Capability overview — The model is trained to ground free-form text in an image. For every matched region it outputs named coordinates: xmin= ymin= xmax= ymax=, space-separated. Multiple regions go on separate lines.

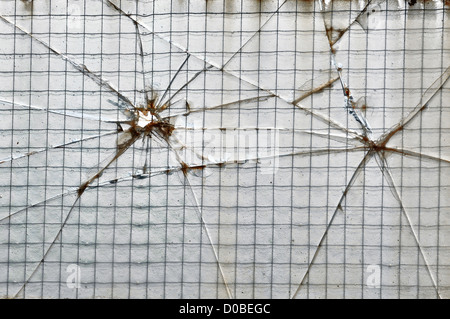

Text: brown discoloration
xmin=125 ymin=126 xmax=141 ymax=139
xmin=344 ymin=87 xmax=351 ymax=98
xmin=129 ymin=95 xmax=176 ymax=142
xmin=77 ymin=123 xmax=143 ymax=197
xmin=378 ymin=123 xmax=405 ymax=148
xmin=371 ymin=143 xmax=387 ymax=153
xmin=180 ymin=162 xmax=189 ymax=176
xmin=144 ymin=121 xmax=175 ymax=140
xmin=134 ymin=95 xmax=165 ymax=117
xmin=361 ymin=135 xmax=371 ymax=145
xmin=180 ymin=162 xmax=206 ymax=177
xmin=146 ymin=96 xmax=169 ymax=115
xmin=326 ymin=27 xmax=347 ymax=48
xmin=293 ymin=76 xmax=340 ymax=105
xmin=351 ymin=100 xmax=367 ymax=112
xmin=21 ymin=0 xmax=33 ymax=12
xmin=77 ymin=181 xmax=90 ymax=197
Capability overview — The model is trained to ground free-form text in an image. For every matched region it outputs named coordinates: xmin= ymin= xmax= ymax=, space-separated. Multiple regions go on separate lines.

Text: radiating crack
xmin=0 ymin=15 xmax=136 ymax=112
xmin=384 ymin=147 xmax=450 ymax=165
xmin=373 ymin=151 xmax=442 ymax=299
xmin=293 ymin=75 xmax=340 ymax=105
xmin=378 ymin=65 xmax=450 ymax=148
xmin=0 ymin=98 xmax=121 ymax=124
xmin=290 ymin=0 xmax=450 ymax=298
xmin=0 ymin=130 xmax=118 ymax=165
xmin=104 ymin=0 xmax=362 ymax=142
xmin=291 ymin=149 xmax=374 ymax=299
xmin=320 ymin=0 xmax=376 ymax=48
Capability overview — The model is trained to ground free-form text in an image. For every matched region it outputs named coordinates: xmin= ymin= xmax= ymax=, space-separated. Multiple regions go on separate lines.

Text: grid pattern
xmin=0 ymin=0 xmax=449 ymax=299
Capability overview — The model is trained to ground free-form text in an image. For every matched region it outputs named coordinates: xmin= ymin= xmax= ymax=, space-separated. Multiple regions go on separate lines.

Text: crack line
xmin=0 ymin=15 xmax=137 ymax=113
xmin=0 ymin=130 xmax=118 ymax=165
xmin=0 ymin=98 xmax=123 ymax=124
xmin=12 ymin=130 xmax=141 ymax=298
xmin=384 ymin=147 xmax=450 ymax=165
xmin=373 ymin=151 xmax=442 ymax=299
xmin=291 ymin=149 xmax=374 ymax=299
xmin=377 ymin=65 xmax=450 ymax=147
xmin=104 ymin=0 xmax=362 ymax=143
xmin=221 ymin=0 xmax=289 ymax=69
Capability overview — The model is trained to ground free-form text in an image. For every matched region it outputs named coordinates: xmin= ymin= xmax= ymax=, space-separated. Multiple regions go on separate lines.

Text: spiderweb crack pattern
xmin=0 ymin=0 xmax=448 ymax=299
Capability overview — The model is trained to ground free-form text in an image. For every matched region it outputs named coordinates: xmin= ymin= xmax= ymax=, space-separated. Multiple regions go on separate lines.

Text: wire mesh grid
xmin=0 ymin=0 xmax=449 ymax=299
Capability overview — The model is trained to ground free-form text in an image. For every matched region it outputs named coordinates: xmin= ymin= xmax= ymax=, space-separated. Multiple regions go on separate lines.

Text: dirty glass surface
xmin=0 ymin=0 xmax=449 ymax=299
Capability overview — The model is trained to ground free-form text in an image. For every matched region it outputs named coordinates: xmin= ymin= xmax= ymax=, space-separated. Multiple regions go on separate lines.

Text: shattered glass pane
xmin=0 ymin=0 xmax=449 ymax=299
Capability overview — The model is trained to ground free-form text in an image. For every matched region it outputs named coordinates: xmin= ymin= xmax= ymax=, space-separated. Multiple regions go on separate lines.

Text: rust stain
xmin=77 ymin=180 xmax=90 ymax=197
xmin=146 ymin=121 xmax=175 ymax=140
xmin=75 ymin=91 xmax=176 ymax=196
xmin=180 ymin=162 xmax=206 ymax=177
xmin=326 ymin=27 xmax=347 ymax=48
xmin=129 ymin=95 xmax=176 ymax=141
xmin=293 ymin=76 xmax=340 ymax=105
